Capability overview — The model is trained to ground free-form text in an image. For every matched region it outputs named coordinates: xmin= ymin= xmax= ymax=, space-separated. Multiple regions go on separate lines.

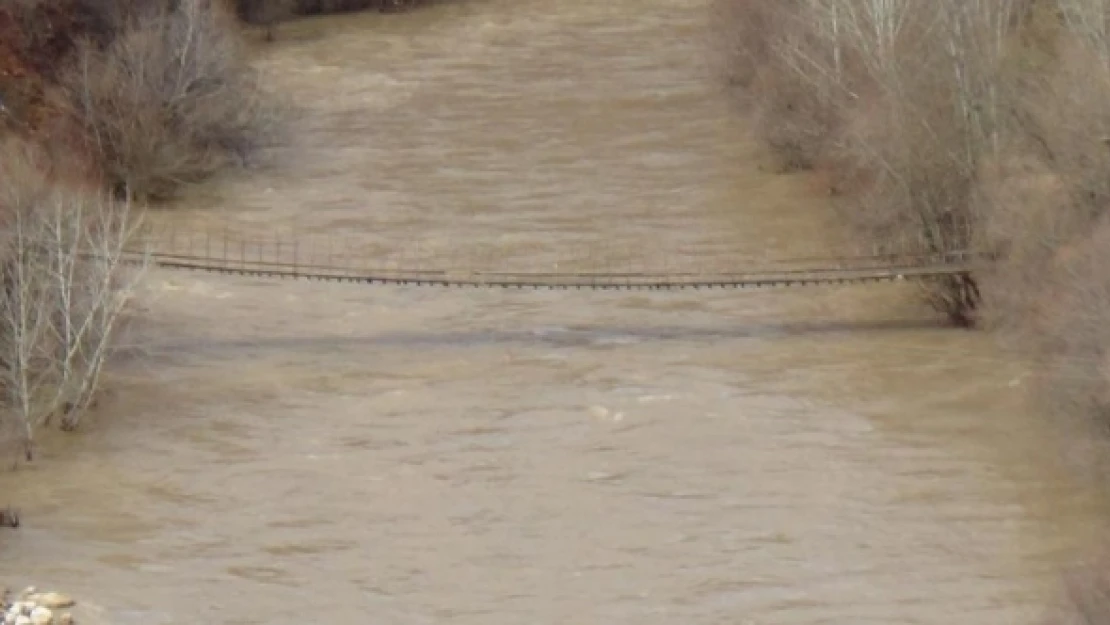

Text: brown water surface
xmin=2 ymin=1 xmax=1108 ymax=623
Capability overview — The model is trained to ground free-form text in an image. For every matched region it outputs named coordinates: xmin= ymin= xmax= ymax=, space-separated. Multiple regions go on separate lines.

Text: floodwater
xmin=2 ymin=1 xmax=1109 ymax=623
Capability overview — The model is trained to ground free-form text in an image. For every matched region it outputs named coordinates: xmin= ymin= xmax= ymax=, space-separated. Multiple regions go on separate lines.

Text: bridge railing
xmin=121 ymin=224 xmax=984 ymax=279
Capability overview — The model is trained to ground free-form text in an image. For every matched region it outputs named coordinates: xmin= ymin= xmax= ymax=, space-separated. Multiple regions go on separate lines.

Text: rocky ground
xmin=2 ymin=588 xmax=75 ymax=625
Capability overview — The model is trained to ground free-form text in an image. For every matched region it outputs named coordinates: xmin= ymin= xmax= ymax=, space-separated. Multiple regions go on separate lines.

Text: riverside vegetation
xmin=714 ymin=0 xmax=1110 ymax=619
xmin=2 ymin=0 xmax=1109 ymax=618
xmin=0 ymin=0 xmax=278 ymax=465
xmin=0 ymin=0 xmax=429 ymax=464
xmin=1 ymin=0 xmax=1104 ymax=510
xmin=0 ymin=4 xmax=426 ymax=616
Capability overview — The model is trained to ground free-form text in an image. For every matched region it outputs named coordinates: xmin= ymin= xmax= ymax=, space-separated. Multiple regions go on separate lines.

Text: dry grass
xmin=58 ymin=0 xmax=282 ymax=201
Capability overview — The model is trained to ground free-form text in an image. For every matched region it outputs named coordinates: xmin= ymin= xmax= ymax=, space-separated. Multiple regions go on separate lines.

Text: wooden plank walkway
xmin=122 ymin=249 xmax=975 ymax=291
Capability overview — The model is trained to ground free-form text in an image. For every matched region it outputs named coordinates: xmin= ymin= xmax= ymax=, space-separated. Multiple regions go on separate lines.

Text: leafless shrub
xmin=0 ymin=139 xmax=148 ymax=462
xmin=836 ymin=0 xmax=1030 ymax=323
xmin=59 ymin=0 xmax=282 ymax=201
xmin=977 ymin=0 xmax=1110 ymax=421
xmin=66 ymin=0 xmax=183 ymax=46
xmin=709 ymin=0 xmax=790 ymax=92
xmin=1027 ymin=224 xmax=1110 ymax=426
xmin=293 ymin=0 xmax=427 ymax=14
xmin=718 ymin=0 xmax=1029 ymax=323
xmin=713 ymin=0 xmax=855 ymax=170
xmin=230 ymin=0 xmax=429 ymax=39
xmin=233 ymin=0 xmax=294 ymax=40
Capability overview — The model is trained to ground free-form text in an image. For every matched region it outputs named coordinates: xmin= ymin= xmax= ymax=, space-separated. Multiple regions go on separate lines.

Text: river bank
xmin=4 ymin=2 xmax=1109 ymax=623
xmin=713 ymin=0 xmax=1110 ymax=439
xmin=0 ymin=0 xmax=446 ymax=464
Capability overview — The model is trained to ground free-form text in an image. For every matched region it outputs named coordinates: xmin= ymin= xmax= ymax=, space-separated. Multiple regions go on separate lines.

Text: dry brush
xmin=716 ymin=0 xmax=1032 ymax=324
xmin=978 ymin=0 xmax=1110 ymax=428
xmin=59 ymin=0 xmax=282 ymax=201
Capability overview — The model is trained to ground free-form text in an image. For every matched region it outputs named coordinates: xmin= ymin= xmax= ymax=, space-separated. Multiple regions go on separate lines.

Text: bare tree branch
xmin=0 ymin=139 xmax=149 ymax=459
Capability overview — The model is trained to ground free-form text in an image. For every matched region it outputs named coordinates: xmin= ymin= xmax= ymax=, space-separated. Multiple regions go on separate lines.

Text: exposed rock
xmin=28 ymin=606 xmax=51 ymax=625
xmin=26 ymin=595 xmax=72 ymax=610
xmin=2 ymin=587 xmax=75 ymax=625
xmin=7 ymin=601 xmax=31 ymax=615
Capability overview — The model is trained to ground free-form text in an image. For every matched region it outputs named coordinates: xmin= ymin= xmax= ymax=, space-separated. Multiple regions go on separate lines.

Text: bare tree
xmin=0 ymin=140 xmax=149 ymax=460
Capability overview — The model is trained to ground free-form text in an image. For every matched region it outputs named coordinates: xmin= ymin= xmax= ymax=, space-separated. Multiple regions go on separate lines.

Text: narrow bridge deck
xmin=125 ymin=250 xmax=974 ymax=290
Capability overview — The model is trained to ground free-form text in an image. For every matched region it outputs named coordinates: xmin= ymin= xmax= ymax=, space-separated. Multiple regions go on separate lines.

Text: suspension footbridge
xmin=118 ymin=228 xmax=980 ymax=292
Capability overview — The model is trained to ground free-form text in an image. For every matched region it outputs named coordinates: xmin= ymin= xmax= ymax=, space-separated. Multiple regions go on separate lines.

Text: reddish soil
xmin=0 ymin=0 xmax=91 ymax=133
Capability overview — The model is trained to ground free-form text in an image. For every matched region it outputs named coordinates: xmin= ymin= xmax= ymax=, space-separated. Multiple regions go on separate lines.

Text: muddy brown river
xmin=3 ymin=1 xmax=1110 ymax=623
